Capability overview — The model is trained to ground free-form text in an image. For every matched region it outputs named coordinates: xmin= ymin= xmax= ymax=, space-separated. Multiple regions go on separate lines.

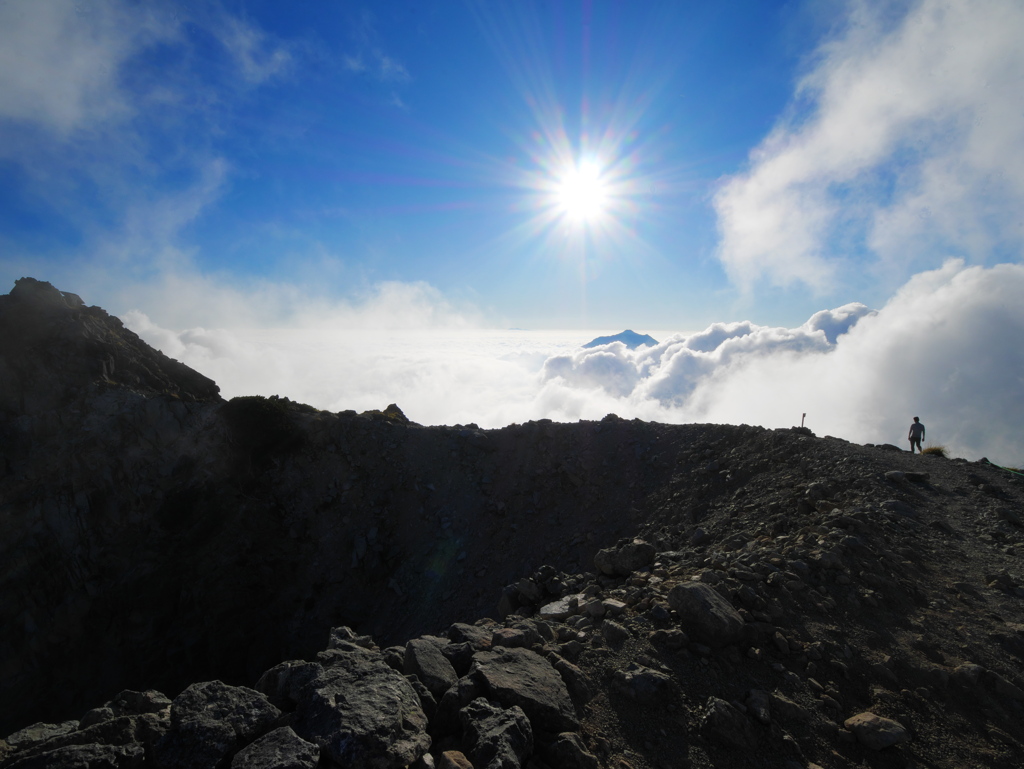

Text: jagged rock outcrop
xmin=0 ymin=277 xmax=219 ymax=416
xmin=3 ymin=279 xmax=1024 ymax=769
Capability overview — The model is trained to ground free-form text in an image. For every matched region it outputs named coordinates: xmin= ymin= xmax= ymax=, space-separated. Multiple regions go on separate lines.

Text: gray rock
xmin=539 ymin=731 xmax=599 ymax=769
xmin=255 ymin=661 xmax=324 ymax=711
xmin=8 ymin=714 xmax=168 ymax=765
xmin=448 ymin=623 xmax=495 ymax=650
xmin=230 ymin=727 xmax=319 ymax=769
xmin=952 ymin=663 xmax=985 ymax=688
xmin=515 ymin=578 xmax=542 ymax=603
xmin=460 ymin=698 xmax=533 ymax=769
xmin=594 ymin=540 xmax=655 ymax=576
xmin=406 ymin=676 xmax=438 ymax=722
xmin=437 ymin=750 xmax=473 ymax=769
xmin=492 ymin=627 xmax=532 ymax=649
xmin=471 ymin=647 xmax=579 ymax=733
xmin=770 ymin=693 xmax=811 ymax=724
xmin=440 ymin=642 xmax=475 ymax=677
xmin=153 ymin=681 xmax=280 ymax=769
xmin=293 ymin=651 xmax=429 ymax=768
xmin=666 ymin=582 xmax=744 ymax=647
xmin=5 ymin=722 xmax=79 ymax=750
xmin=550 ymin=657 xmax=593 ymax=707
xmin=77 ymin=709 xmax=116 ymax=730
xmin=600 ymin=620 xmax=630 ymax=648
xmin=843 ymin=712 xmax=910 ymax=750
xmin=611 ymin=664 xmax=673 ymax=705
xmin=745 ymin=689 xmax=771 ymax=725
xmin=79 ymin=689 xmax=173 ymax=729
xmin=4 ymin=743 xmax=144 ymax=769
xmin=881 ymin=499 xmax=916 ymax=517
xmin=984 ymin=670 xmax=1024 ymax=701
xmin=405 ymin=638 xmax=459 ymax=698
xmin=700 ymin=697 xmax=756 ymax=749
xmin=538 ymin=594 xmax=584 ymax=621
xmin=327 ymin=625 xmax=377 ymax=651
xmin=434 ymin=676 xmax=483 ymax=737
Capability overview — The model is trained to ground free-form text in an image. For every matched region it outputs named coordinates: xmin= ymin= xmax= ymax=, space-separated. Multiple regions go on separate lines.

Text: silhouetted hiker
xmin=908 ymin=416 xmax=925 ymax=453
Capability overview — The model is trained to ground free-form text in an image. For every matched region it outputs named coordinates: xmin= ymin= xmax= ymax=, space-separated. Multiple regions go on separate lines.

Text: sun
xmin=554 ymin=160 xmax=609 ymax=223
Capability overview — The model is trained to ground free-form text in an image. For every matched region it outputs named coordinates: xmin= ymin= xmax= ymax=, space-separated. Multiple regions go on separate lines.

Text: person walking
xmin=908 ymin=416 xmax=925 ymax=453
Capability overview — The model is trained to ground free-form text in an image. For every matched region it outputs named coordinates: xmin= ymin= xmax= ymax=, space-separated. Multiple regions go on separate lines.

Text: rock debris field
xmin=1 ymin=277 xmax=1023 ymax=769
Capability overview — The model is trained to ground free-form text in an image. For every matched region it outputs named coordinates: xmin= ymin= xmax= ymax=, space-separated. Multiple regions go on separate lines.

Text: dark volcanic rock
xmin=3 ymin=743 xmax=144 ymax=769
xmin=404 ymin=638 xmax=459 ymax=698
xmin=666 ymin=582 xmax=744 ymax=647
xmin=0 ymin=277 xmax=219 ymax=416
xmin=459 ymin=698 xmax=533 ymax=769
xmin=470 ymin=647 xmax=579 ymax=734
xmin=152 ymin=681 xmax=279 ymax=769
xmin=593 ymin=539 xmax=656 ymax=576
xmin=292 ymin=650 xmax=429 ymax=768
xmin=230 ymin=727 xmax=319 ymax=769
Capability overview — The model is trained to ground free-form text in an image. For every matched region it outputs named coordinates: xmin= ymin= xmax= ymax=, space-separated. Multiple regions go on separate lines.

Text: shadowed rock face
xmin=3 ymin=280 xmax=1024 ymax=769
xmin=0 ymin=278 xmax=219 ymax=416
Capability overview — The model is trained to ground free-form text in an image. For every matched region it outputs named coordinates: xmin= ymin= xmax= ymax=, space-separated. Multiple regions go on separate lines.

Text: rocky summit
xmin=1 ymin=278 xmax=1023 ymax=769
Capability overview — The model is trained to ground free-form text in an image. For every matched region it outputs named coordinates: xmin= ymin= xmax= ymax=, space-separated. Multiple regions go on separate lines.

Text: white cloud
xmin=0 ymin=1 xmax=170 ymax=135
xmin=119 ymin=261 xmax=1024 ymax=464
xmin=715 ymin=0 xmax=1024 ymax=293
xmin=0 ymin=2 xmax=289 ymax=138
xmin=683 ymin=260 xmax=1024 ymax=463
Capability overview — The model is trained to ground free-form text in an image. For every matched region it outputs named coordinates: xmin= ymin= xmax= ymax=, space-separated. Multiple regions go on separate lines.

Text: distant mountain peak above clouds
xmin=582 ymin=329 xmax=659 ymax=350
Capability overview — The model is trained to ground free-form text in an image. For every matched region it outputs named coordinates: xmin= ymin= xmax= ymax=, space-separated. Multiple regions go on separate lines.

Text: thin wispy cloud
xmin=715 ymin=0 xmax=1024 ymax=294
xmin=345 ymin=10 xmax=412 ymax=85
xmin=217 ymin=14 xmax=293 ymax=84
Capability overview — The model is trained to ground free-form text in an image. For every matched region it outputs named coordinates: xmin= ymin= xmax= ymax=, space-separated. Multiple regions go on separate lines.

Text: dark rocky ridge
xmin=2 ymin=279 xmax=1023 ymax=768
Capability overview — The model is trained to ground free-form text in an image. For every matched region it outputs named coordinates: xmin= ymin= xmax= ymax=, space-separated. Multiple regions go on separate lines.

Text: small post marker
xmin=801 ymin=413 xmax=806 ymax=428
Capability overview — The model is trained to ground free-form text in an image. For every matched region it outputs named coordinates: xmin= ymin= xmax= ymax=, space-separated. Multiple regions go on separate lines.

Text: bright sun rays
xmin=554 ymin=159 xmax=609 ymax=223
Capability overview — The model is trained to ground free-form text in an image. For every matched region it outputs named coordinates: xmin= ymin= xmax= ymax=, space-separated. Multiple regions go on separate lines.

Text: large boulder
xmin=255 ymin=661 xmax=324 ymax=711
xmin=152 ymin=681 xmax=280 ymax=769
xmin=593 ymin=540 xmax=655 ymax=576
xmin=844 ymin=712 xmax=910 ymax=750
xmin=470 ymin=647 xmax=578 ymax=734
xmin=230 ymin=726 xmax=319 ymax=769
xmin=667 ymin=582 xmax=744 ymax=647
xmin=700 ymin=697 xmax=757 ymax=749
xmin=405 ymin=638 xmax=459 ymax=698
xmin=292 ymin=651 xmax=429 ymax=768
xmin=460 ymin=698 xmax=533 ymax=769
xmin=611 ymin=664 xmax=673 ymax=705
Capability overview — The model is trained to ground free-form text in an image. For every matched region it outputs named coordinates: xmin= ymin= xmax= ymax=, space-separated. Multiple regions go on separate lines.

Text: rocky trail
xmin=1 ymin=278 xmax=1023 ymax=769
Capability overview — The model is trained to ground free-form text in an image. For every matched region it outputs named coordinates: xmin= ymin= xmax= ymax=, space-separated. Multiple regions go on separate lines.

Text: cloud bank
xmin=715 ymin=0 xmax=1024 ymax=293
xmin=125 ymin=260 xmax=1024 ymax=466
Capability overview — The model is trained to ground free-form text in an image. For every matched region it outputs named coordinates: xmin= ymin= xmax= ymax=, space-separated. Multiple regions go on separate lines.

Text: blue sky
xmin=1 ymin=0 xmax=849 ymax=329
xmin=4 ymin=1 xmax=1024 ymax=462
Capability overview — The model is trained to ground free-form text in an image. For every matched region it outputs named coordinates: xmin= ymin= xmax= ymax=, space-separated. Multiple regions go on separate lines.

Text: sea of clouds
xmin=125 ymin=258 xmax=1024 ymax=467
